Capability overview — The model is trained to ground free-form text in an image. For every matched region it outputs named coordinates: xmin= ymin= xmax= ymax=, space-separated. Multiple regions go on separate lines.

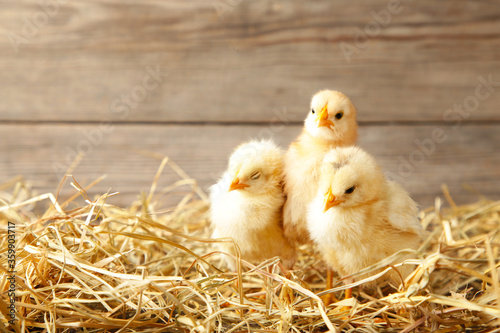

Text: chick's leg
xmin=323 ymin=268 xmax=338 ymax=306
xmin=338 ymin=286 xmax=353 ymax=315
xmin=345 ymin=287 xmax=352 ymax=300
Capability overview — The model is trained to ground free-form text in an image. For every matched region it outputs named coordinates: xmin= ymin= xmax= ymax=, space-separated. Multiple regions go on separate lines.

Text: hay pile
xmin=1 ymin=160 xmax=499 ymax=332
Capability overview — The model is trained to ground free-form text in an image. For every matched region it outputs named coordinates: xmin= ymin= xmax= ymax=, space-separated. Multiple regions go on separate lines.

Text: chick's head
xmin=226 ymin=139 xmax=284 ymax=196
xmin=318 ymin=147 xmax=386 ymax=211
xmin=304 ymin=90 xmax=358 ymax=143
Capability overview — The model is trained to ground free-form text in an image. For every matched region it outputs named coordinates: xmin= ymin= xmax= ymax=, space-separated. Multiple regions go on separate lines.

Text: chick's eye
xmin=345 ymin=186 xmax=355 ymax=194
xmin=311 ymin=108 xmax=315 ymax=114
xmin=335 ymin=111 xmax=344 ymax=120
xmin=250 ymin=171 xmax=261 ymax=180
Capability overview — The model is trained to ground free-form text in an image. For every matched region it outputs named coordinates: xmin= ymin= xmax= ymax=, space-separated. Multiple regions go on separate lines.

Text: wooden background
xmin=1 ymin=0 xmax=499 ymax=208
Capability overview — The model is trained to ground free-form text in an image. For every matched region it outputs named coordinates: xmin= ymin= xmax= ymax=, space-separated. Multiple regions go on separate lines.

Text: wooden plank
xmin=0 ymin=123 xmax=498 ymax=208
xmin=1 ymin=0 xmax=500 ymax=122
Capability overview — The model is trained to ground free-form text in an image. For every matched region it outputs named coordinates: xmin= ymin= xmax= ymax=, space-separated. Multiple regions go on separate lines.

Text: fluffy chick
xmin=283 ymin=90 xmax=358 ymax=245
xmin=210 ymin=139 xmax=296 ymax=270
xmin=307 ymin=147 xmax=426 ymax=284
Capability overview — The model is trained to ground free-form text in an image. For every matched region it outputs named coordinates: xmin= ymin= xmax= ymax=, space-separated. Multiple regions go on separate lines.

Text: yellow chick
xmin=283 ymin=90 xmax=358 ymax=245
xmin=307 ymin=147 xmax=425 ymax=297
xmin=210 ymin=139 xmax=296 ymax=270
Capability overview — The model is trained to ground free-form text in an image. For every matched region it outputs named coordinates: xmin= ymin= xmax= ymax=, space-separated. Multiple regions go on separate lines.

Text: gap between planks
xmin=1 ymin=120 xmax=500 ymax=127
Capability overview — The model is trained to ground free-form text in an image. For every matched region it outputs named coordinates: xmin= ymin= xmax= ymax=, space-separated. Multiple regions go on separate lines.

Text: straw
xmin=0 ymin=158 xmax=499 ymax=332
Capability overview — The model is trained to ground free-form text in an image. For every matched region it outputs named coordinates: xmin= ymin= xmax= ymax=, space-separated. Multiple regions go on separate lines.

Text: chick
xmin=210 ymin=139 xmax=296 ymax=271
xmin=307 ymin=147 xmax=425 ymax=298
xmin=283 ymin=90 xmax=358 ymax=245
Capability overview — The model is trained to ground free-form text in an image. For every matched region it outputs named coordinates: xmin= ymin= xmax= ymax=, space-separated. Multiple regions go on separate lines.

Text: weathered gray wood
xmin=1 ymin=1 xmax=499 ymax=212
xmin=1 ymin=123 xmax=498 ymax=208
xmin=1 ymin=0 xmax=499 ymax=122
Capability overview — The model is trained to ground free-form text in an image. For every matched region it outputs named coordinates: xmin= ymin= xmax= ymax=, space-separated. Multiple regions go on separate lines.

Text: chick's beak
xmin=316 ymin=104 xmax=334 ymax=128
xmin=323 ymin=188 xmax=342 ymax=212
xmin=229 ymin=177 xmax=250 ymax=192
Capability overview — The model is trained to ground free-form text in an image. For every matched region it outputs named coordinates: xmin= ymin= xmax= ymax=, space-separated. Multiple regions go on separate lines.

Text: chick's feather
xmin=307 ymin=147 xmax=425 ymax=282
xmin=210 ymin=139 xmax=296 ymax=270
xmin=283 ymin=90 xmax=358 ymax=245
xmin=387 ymin=181 xmax=427 ymax=240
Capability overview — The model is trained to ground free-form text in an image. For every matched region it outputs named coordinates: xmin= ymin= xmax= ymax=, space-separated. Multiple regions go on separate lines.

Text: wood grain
xmin=1 ymin=1 xmax=499 ymax=212
xmin=1 ymin=123 xmax=498 ymax=208
xmin=1 ymin=0 xmax=499 ymax=122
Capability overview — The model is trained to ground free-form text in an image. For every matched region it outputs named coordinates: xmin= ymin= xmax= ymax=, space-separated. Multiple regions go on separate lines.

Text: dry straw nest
xmin=1 ymin=158 xmax=499 ymax=332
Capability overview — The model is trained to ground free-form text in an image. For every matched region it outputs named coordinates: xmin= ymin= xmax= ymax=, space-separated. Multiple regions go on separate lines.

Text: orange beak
xmin=323 ymin=188 xmax=342 ymax=212
xmin=316 ymin=104 xmax=334 ymax=128
xmin=229 ymin=177 xmax=250 ymax=192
